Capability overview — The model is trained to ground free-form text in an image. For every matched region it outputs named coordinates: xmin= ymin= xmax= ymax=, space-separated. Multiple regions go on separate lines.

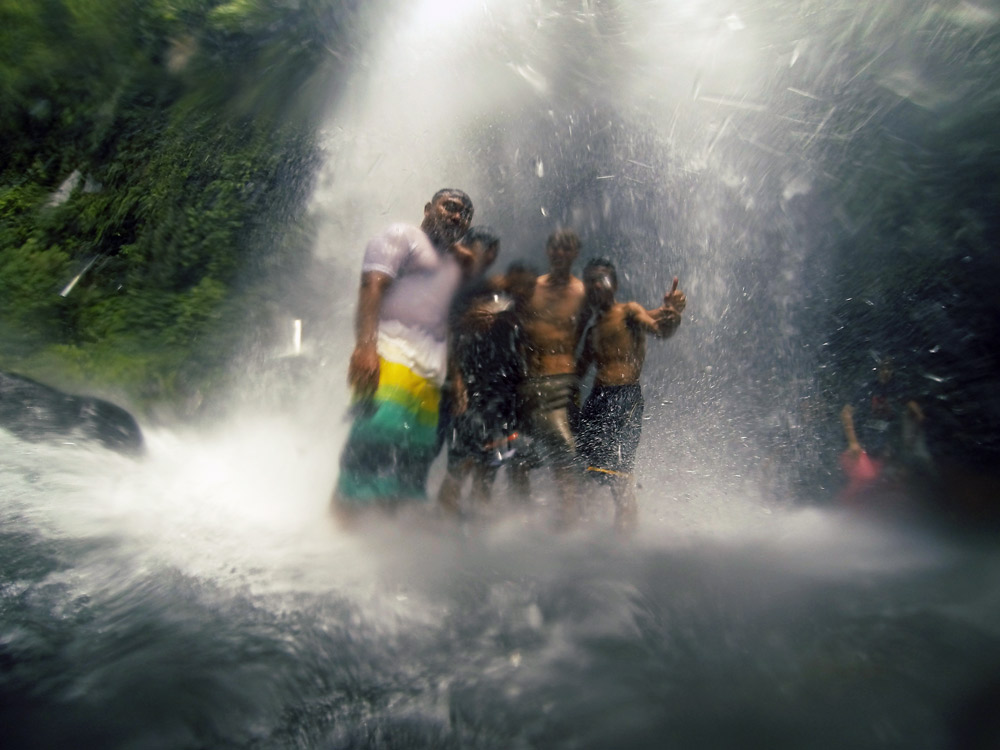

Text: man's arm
xmin=575 ymin=325 xmax=596 ymax=382
xmin=650 ymin=306 xmax=682 ymax=338
xmin=572 ymin=293 xmax=594 ymax=347
xmin=348 ymin=270 xmax=392 ymax=396
xmin=446 ymin=327 xmax=468 ymax=416
xmin=649 ymin=277 xmax=686 ymax=338
xmin=628 ymin=302 xmax=665 ymax=334
xmin=664 ymin=279 xmax=686 ymax=313
xmin=840 ymin=404 xmax=862 ymax=454
xmin=449 ymin=240 xmax=477 ymax=275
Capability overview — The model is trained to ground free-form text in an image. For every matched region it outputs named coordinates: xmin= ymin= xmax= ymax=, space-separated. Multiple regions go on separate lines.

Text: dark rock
xmin=0 ymin=371 xmax=144 ymax=455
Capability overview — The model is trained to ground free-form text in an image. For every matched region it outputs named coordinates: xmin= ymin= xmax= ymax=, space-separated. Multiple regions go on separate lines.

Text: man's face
xmin=424 ymin=193 xmax=473 ymax=247
xmin=475 ymin=240 xmax=499 ymax=276
xmin=507 ymin=270 xmax=537 ymax=304
xmin=877 ymin=362 xmax=893 ymax=384
xmin=584 ymin=267 xmax=616 ymax=309
xmin=458 ymin=239 xmax=497 ymax=277
xmin=546 ymin=240 xmax=578 ymax=274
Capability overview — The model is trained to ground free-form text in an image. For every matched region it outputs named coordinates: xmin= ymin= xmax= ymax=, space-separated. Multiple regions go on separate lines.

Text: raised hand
xmin=663 ymin=276 xmax=687 ymax=313
xmin=649 ymin=276 xmax=685 ymax=337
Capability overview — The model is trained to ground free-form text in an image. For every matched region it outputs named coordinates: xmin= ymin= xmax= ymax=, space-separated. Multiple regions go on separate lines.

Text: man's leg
xmin=509 ymin=462 xmax=532 ymax=504
xmin=437 ymin=470 xmax=464 ymax=517
xmin=330 ymin=490 xmax=357 ymax=529
xmin=611 ymin=476 xmax=638 ymax=537
xmin=553 ymin=462 xmax=579 ymax=530
xmin=330 ymin=492 xmax=387 ymax=530
xmin=611 ymin=386 xmax=644 ymax=534
xmin=528 ymin=406 xmax=579 ymax=530
xmin=438 ymin=432 xmax=472 ymax=517
xmin=470 ymin=462 xmax=498 ymax=507
xmin=551 ymin=405 xmax=580 ymax=529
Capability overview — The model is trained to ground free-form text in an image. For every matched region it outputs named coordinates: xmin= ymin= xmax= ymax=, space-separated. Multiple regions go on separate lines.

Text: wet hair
xmin=463 ymin=225 xmax=500 ymax=254
xmin=431 ymin=188 xmax=473 ymax=219
xmin=584 ymin=256 xmax=617 ymax=286
xmin=546 ymin=228 xmax=581 ymax=253
xmin=506 ymin=260 xmax=539 ymax=277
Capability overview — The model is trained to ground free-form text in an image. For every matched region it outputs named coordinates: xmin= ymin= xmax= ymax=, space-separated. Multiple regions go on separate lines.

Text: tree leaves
xmin=0 ymin=0 xmax=347 ymax=410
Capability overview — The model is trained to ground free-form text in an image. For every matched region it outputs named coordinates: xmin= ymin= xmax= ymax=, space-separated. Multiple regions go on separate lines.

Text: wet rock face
xmin=0 ymin=372 xmax=143 ymax=455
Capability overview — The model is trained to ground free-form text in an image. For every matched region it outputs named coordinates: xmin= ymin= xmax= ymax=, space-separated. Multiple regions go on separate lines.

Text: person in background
xmin=575 ymin=258 xmax=686 ymax=534
xmin=839 ymin=356 xmax=930 ymax=504
xmin=438 ymin=259 xmax=538 ymax=518
xmin=332 ymin=188 xmax=475 ymax=525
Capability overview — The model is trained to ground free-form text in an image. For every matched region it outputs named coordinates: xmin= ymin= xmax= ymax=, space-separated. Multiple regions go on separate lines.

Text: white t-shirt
xmin=361 ymin=223 xmax=462 ymax=383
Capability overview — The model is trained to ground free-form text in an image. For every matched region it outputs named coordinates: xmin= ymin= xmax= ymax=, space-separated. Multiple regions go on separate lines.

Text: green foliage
xmin=0 ymin=0 xmax=354 ymax=412
xmin=0 ymin=238 xmax=71 ymax=331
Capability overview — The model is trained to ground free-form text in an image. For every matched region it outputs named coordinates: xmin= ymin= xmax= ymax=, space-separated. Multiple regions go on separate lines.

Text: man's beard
xmin=427 ymin=223 xmax=462 ymax=248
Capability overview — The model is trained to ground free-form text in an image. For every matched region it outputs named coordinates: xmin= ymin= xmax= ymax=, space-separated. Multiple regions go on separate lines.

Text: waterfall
xmin=3 ymin=2 xmax=1000 ymax=748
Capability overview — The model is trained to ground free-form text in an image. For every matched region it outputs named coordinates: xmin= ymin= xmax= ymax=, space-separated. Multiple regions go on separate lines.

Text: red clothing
xmin=838 ymin=449 xmax=883 ymax=502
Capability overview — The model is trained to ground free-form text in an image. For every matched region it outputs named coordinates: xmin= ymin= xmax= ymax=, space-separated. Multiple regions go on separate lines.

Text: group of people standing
xmin=331 ymin=188 xmax=686 ymax=534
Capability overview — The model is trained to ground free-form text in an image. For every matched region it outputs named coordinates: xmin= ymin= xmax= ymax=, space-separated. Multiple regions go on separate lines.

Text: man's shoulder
xmin=597 ymin=302 xmax=633 ymax=326
xmin=364 ymin=223 xmax=434 ymax=270
xmin=378 ymin=222 xmax=428 ymax=246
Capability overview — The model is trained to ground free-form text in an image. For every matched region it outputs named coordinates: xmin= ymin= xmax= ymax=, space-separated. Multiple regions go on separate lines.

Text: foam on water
xmin=4 ymin=1 xmax=1000 ymax=745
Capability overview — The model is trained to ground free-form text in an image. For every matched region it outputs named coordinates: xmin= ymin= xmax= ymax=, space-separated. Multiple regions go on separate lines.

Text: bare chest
xmin=528 ymin=285 xmax=583 ymax=330
xmin=593 ymin=309 xmax=642 ymax=358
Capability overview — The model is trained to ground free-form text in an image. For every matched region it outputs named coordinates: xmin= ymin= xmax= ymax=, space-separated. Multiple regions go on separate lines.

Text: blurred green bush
xmin=0 ymin=0 xmax=356 ymax=414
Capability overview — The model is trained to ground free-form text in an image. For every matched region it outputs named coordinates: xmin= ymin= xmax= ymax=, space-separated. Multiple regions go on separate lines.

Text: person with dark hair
xmin=456 ymin=225 xmax=501 ymax=278
xmin=436 ymin=226 xmax=502 ymax=455
xmin=332 ymin=188 xmax=475 ymax=524
xmin=509 ymin=228 xmax=589 ymax=528
xmin=438 ymin=259 xmax=539 ymax=517
xmin=839 ymin=356 xmax=930 ymax=504
xmin=575 ymin=258 xmax=686 ymax=534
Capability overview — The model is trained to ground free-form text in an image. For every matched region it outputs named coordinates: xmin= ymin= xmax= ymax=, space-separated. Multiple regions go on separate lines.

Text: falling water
xmin=4 ymin=1 xmax=1000 ymax=748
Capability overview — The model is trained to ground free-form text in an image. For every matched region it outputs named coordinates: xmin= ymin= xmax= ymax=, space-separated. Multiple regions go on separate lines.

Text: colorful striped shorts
xmin=335 ymin=358 xmax=441 ymax=507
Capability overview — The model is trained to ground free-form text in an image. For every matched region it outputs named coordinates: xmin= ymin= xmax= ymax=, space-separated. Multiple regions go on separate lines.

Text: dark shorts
xmin=578 ymin=384 xmax=644 ymax=480
xmin=446 ymin=405 xmax=520 ymax=471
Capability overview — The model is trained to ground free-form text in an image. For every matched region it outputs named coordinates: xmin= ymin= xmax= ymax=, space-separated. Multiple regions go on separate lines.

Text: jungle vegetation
xmin=0 ymin=0 xmax=359 ymax=414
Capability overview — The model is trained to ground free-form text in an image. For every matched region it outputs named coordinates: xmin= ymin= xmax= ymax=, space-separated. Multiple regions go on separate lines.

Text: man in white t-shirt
xmin=333 ymin=189 xmax=475 ymax=522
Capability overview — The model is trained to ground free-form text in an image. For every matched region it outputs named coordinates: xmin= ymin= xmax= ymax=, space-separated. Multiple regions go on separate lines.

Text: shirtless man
xmin=510 ymin=228 xmax=589 ymax=527
xmin=575 ymin=257 xmax=686 ymax=534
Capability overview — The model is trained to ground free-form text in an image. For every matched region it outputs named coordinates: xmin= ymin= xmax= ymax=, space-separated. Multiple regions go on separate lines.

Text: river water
xmin=3 ymin=421 xmax=1000 ymax=749
xmin=4 ymin=1 xmax=1000 ymax=748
